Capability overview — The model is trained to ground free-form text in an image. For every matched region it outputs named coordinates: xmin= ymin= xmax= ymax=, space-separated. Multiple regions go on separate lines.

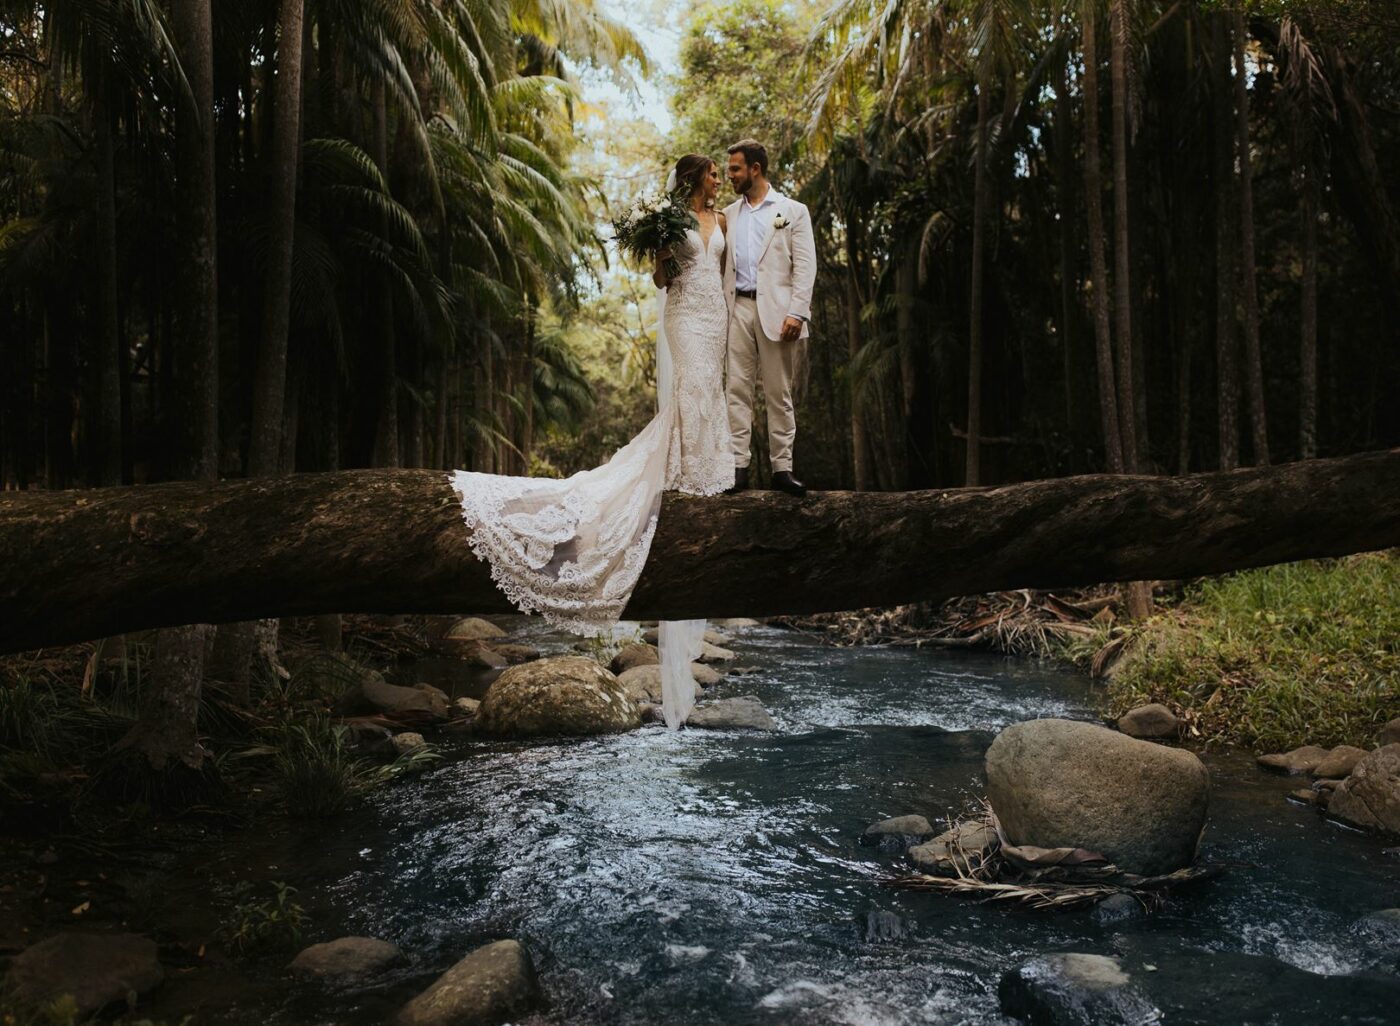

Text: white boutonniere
xmin=772 ymin=212 xmax=791 ymax=230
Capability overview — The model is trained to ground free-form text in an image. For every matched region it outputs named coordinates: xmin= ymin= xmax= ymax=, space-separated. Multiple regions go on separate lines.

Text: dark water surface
xmin=153 ymin=620 xmax=1400 ymax=1025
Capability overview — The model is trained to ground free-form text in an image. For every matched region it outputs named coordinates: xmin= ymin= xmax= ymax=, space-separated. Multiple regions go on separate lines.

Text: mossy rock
xmin=476 ymin=656 xmax=641 ymax=738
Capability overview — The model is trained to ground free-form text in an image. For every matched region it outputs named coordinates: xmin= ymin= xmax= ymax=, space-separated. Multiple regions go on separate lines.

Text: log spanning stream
xmin=143 ymin=619 xmax=1400 ymax=1025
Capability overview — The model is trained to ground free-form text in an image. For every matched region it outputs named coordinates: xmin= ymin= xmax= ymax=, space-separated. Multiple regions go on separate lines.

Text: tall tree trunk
xmin=94 ymin=75 xmax=122 ymax=487
xmin=1300 ymin=166 xmax=1319 ymax=460
xmin=247 ymin=0 xmax=305 ymax=478
xmin=133 ymin=0 xmax=223 ymax=780
xmin=1082 ymin=2 xmax=1125 ymax=473
xmin=844 ymin=239 xmax=871 ymax=490
xmin=371 ymin=79 xmax=399 ymax=469
xmin=1109 ymin=0 xmax=1138 ymax=474
xmin=474 ymin=321 xmax=494 ymax=472
xmin=897 ymin=241 xmax=919 ymax=487
xmin=1233 ymin=2 xmax=1269 ymax=465
xmin=1053 ymin=52 xmax=1078 ymax=468
xmin=435 ymin=353 xmax=450 ymax=470
xmin=1213 ymin=14 xmax=1240 ymax=471
xmin=966 ymin=80 xmax=991 ymax=486
xmin=172 ymin=0 xmax=219 ymax=482
xmin=1110 ymin=0 xmax=1152 ymax=619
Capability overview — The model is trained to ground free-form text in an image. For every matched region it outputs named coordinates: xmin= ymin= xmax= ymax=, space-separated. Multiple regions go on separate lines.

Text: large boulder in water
xmin=289 ymin=936 xmax=403 ymax=979
xmin=475 ymin=656 xmax=640 ymax=738
xmin=610 ymin=642 xmax=659 ymax=674
xmin=6 ymin=933 xmax=164 ymax=1018
xmin=999 ymin=953 xmax=1157 ymax=1026
xmin=1328 ymin=744 xmax=1400 ymax=836
xmin=395 ymin=940 xmax=540 ymax=1026
xmin=985 ymin=718 xmax=1210 ymax=875
xmin=616 ymin=665 xmax=702 ymax=704
xmin=443 ymin=617 xmax=507 ymax=641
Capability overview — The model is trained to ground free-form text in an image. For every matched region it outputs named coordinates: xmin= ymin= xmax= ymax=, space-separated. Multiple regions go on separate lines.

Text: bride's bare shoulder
xmin=717 ymin=210 xmax=728 ymax=233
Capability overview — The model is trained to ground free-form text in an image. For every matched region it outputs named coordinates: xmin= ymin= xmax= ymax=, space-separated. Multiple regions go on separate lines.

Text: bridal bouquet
xmin=613 ymin=188 xmax=696 ymax=282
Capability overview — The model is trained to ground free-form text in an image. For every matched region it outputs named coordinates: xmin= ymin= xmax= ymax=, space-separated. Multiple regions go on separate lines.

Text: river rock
xmin=475 ymin=656 xmax=640 ymax=738
xmin=1328 ymin=744 xmax=1400 ymax=835
xmin=450 ymin=641 xmax=508 ymax=670
xmin=1379 ymin=719 xmax=1400 ymax=747
xmin=1091 ymin=893 xmax=1143 ymax=925
xmin=339 ymin=668 xmax=449 ymax=721
xmin=1314 ymin=745 xmax=1369 ymax=779
xmin=717 ymin=617 xmax=761 ymax=629
xmin=908 ymin=820 xmax=997 ymax=875
xmin=690 ymin=662 xmax=723 ymax=686
xmin=290 ymin=936 xmax=403 ymax=979
xmin=6 ymin=932 xmax=164 ymax=1018
xmin=1115 ymin=704 xmax=1180 ymax=740
xmin=391 ymin=732 xmax=426 ymax=755
xmin=999 ymin=953 xmax=1157 ymax=1026
xmin=453 ymin=697 xmax=480 ymax=717
xmin=859 ymin=909 xmax=909 ymax=943
xmin=862 ymin=815 xmax=934 ymax=845
xmin=489 ymin=642 xmax=541 ymax=664
xmin=985 ymin=718 xmax=1210 ymax=875
xmin=444 ymin=617 xmax=507 ymax=642
xmin=697 ymin=642 xmax=736 ymax=663
xmin=685 ymin=696 xmax=776 ymax=731
xmin=616 ymin=665 xmax=702 ymax=704
xmin=610 ymin=643 xmax=659 ymax=674
xmin=1256 ymin=745 xmax=1331 ymax=776
xmin=395 ymin=939 xmax=539 ymax=1026
xmin=1349 ymin=908 xmax=1400 ymax=971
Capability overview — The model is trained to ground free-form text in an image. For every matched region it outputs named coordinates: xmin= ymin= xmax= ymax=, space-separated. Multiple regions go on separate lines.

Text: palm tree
xmin=1081 ymin=0 xmax=1124 ymax=472
xmin=171 ymin=0 xmax=218 ymax=482
xmin=1277 ymin=16 xmax=1336 ymax=462
xmin=1108 ymin=0 xmax=1137 ymax=473
xmin=1212 ymin=10 xmax=1239 ymax=471
xmin=1232 ymin=0 xmax=1268 ymax=465
xmin=247 ymin=0 xmax=306 ymax=479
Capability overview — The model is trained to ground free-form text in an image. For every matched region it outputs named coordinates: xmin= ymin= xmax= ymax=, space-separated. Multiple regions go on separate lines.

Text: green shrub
xmin=1104 ymin=553 xmax=1400 ymax=750
xmin=241 ymin=715 xmax=442 ymax=818
xmin=220 ymin=880 xmax=307 ymax=955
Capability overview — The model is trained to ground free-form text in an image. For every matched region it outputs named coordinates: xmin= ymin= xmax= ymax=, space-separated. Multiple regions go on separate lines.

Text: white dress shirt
xmin=733 ymin=186 xmax=782 ymax=293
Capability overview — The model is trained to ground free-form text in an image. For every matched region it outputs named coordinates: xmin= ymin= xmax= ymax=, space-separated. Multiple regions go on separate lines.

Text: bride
xmin=452 ymin=154 xmax=731 ymax=730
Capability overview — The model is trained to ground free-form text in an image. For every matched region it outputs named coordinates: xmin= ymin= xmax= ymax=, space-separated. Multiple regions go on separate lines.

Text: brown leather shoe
xmin=771 ymin=471 xmax=807 ymax=497
xmin=725 ymin=466 xmax=750 ymax=494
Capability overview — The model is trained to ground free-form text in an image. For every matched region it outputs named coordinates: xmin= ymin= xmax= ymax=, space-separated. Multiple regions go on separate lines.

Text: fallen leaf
xmin=70 ymin=901 xmax=90 ymax=916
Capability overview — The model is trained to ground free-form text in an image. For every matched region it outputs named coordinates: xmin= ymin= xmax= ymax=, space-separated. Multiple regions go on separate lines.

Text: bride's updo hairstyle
xmin=672 ymin=154 xmax=714 ymax=200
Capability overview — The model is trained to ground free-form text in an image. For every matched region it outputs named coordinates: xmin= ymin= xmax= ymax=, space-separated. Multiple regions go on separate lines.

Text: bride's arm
xmin=653 ymin=248 xmax=672 ymax=289
xmin=718 ymin=212 xmax=727 ymax=275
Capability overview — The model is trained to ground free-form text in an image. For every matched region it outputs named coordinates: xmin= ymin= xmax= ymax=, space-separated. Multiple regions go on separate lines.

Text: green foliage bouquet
xmin=612 ymin=187 xmax=696 ymax=283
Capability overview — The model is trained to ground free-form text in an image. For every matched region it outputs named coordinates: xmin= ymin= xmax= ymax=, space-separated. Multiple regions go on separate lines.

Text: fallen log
xmin=1 ymin=449 xmax=1397 ymax=654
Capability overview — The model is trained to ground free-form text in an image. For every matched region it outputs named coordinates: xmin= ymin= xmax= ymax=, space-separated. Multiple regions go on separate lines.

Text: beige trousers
xmin=726 ymin=296 xmax=797 ymax=472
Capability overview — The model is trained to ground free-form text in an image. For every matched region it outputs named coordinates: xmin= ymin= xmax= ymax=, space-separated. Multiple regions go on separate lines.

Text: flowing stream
xmin=150 ymin=620 xmax=1400 ymax=1024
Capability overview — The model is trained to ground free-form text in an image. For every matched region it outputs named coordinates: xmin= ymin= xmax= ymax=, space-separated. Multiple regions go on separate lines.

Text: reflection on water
xmin=169 ymin=619 xmax=1400 ymax=1024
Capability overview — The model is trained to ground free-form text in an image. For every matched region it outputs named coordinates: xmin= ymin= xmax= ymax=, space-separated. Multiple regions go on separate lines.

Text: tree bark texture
xmin=1081 ymin=3 xmax=1125 ymax=474
xmin=1109 ymin=0 xmax=1138 ymax=473
xmin=2 ymin=452 xmax=1398 ymax=653
xmin=966 ymin=81 xmax=991 ymax=486
xmin=1233 ymin=3 xmax=1270 ymax=466
xmin=247 ymin=0 xmax=305 ymax=478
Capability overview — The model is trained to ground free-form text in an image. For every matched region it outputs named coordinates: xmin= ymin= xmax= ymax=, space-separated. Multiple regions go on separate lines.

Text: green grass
xmin=1103 ymin=553 xmax=1400 ymax=751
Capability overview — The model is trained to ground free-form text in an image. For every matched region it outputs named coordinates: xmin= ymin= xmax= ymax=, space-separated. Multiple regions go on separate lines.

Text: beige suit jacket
xmin=722 ymin=190 xmax=818 ymax=341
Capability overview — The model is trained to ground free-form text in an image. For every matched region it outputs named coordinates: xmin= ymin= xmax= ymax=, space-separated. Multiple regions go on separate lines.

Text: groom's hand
xmin=780 ymin=316 xmax=803 ymax=342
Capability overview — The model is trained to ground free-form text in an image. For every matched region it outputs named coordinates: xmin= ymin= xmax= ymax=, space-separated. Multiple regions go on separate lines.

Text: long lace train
xmin=451 ymin=224 xmax=730 ymax=729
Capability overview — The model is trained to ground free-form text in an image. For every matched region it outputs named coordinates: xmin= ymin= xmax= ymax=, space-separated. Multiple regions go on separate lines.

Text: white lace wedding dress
xmin=451 ymin=224 xmax=730 ymax=729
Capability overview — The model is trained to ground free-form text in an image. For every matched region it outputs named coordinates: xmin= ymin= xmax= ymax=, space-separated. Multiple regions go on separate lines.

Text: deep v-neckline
xmin=696 ymin=212 xmax=718 ymax=254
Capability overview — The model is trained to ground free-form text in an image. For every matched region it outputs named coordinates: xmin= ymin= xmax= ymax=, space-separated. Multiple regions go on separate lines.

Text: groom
xmin=722 ymin=139 xmax=817 ymax=497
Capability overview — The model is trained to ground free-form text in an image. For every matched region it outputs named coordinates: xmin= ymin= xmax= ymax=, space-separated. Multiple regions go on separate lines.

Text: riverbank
xmin=781 ymin=552 xmax=1400 ymax=754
